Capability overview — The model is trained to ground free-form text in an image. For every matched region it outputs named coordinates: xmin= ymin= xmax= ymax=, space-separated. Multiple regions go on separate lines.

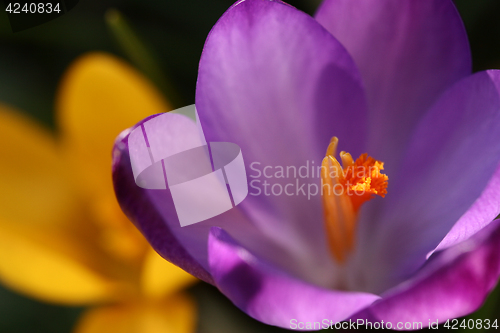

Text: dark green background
xmin=0 ymin=0 xmax=499 ymax=331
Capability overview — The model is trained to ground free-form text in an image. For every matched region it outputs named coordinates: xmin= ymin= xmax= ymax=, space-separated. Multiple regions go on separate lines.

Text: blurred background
xmin=0 ymin=0 xmax=499 ymax=332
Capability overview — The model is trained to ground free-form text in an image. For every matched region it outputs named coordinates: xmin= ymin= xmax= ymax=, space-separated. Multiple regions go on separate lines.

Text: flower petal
xmin=74 ymin=293 xmax=196 ymax=333
xmin=0 ymin=104 xmax=73 ymax=228
xmin=112 ymin=115 xmax=214 ymax=284
xmin=196 ymin=0 xmax=367 ymax=279
xmin=432 ymin=165 xmax=500 ymax=254
xmin=57 ymin=52 xmax=171 ymax=196
xmin=0 ymin=225 xmax=119 ymax=304
xmin=315 ymin=0 xmax=472 ymax=171
xmin=354 ymin=71 xmax=500 ymax=293
xmin=140 ymin=249 xmax=198 ymax=299
xmin=57 ymin=52 xmax=172 ymax=270
xmin=359 ymin=219 xmax=500 ymax=327
xmin=208 ymin=227 xmax=379 ymax=328
xmin=114 ymin=110 xmax=301 ymax=287
xmin=0 ymin=105 xmax=121 ymax=304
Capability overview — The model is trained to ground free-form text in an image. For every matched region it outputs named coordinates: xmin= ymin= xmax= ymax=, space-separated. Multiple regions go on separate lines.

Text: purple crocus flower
xmin=112 ymin=0 xmax=500 ymax=329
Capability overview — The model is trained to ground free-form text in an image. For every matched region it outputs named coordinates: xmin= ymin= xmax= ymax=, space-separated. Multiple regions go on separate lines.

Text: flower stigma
xmin=321 ymin=137 xmax=388 ymax=263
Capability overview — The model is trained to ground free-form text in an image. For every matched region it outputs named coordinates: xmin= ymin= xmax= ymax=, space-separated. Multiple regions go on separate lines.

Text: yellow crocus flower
xmin=0 ymin=52 xmax=197 ymax=333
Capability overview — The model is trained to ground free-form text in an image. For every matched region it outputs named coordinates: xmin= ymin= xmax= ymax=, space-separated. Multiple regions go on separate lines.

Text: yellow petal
xmin=0 ymin=105 xmax=130 ymax=304
xmin=0 ymin=225 xmax=121 ymax=304
xmin=91 ymin=191 xmax=148 ymax=264
xmin=0 ymin=104 xmax=73 ymax=228
xmin=56 ymin=52 xmax=172 ymax=196
xmin=74 ymin=293 xmax=196 ymax=333
xmin=141 ymin=249 xmax=198 ymax=299
xmin=55 ymin=52 xmax=171 ymax=267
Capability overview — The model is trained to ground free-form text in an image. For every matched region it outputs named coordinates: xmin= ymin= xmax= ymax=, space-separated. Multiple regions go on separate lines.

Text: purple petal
xmin=196 ymin=0 xmax=368 ymax=283
xmin=112 ymin=114 xmax=214 ymax=284
xmin=358 ymin=219 xmax=500 ymax=327
xmin=354 ymin=71 xmax=500 ymax=293
xmin=432 ymin=165 xmax=500 ymax=254
xmin=208 ymin=227 xmax=379 ymax=328
xmin=315 ymin=0 xmax=471 ymax=171
xmin=113 ymin=112 xmax=306 ymax=284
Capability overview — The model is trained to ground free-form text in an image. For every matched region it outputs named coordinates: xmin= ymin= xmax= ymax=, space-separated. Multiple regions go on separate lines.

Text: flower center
xmin=321 ymin=137 xmax=388 ymax=263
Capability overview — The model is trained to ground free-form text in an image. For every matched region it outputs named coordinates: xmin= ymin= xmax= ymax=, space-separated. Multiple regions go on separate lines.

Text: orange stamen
xmin=321 ymin=137 xmax=388 ymax=263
